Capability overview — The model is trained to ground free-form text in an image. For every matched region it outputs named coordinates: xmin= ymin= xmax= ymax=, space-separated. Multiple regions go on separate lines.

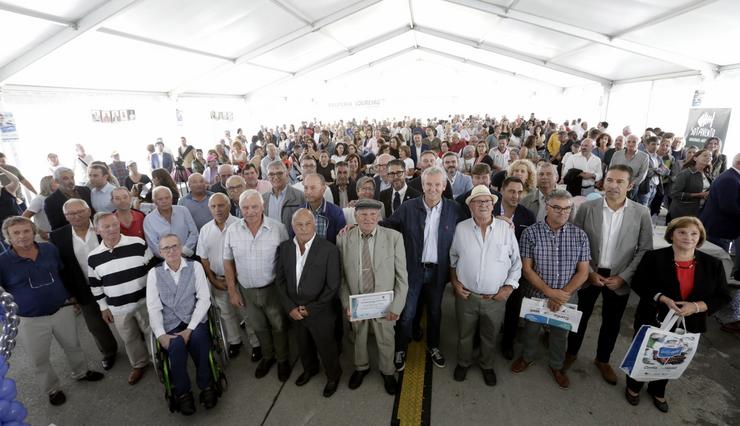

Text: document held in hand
xmin=519 ymin=297 xmax=583 ymax=332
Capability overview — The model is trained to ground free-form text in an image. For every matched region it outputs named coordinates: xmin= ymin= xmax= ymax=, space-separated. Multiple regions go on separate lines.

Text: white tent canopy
xmin=1 ymin=0 xmax=739 ymax=95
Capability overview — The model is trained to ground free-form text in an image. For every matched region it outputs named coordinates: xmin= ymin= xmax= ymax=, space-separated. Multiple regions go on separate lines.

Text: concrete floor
xmin=10 ymin=285 xmax=740 ymax=426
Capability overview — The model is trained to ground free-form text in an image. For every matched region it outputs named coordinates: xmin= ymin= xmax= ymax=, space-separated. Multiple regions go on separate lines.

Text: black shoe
xmin=323 ymin=380 xmax=339 ymax=397
xmin=428 ymin=347 xmax=446 ymax=368
xmin=382 ymin=374 xmax=398 ymax=395
xmin=251 ymin=346 xmax=263 ymax=363
xmin=501 ymin=346 xmax=514 ymax=361
xmin=647 ymin=390 xmax=669 ymax=413
xmin=101 ymin=356 xmax=116 ymax=371
xmin=453 ymin=365 xmax=468 ymax=382
xmin=78 ymin=370 xmax=104 ymax=382
xmin=277 ymin=360 xmax=292 ymax=382
xmin=625 ymin=388 xmax=640 ymax=406
xmin=348 ymin=369 xmax=370 ymax=390
xmin=49 ymin=390 xmax=66 ymax=406
xmin=295 ymin=370 xmax=318 ymax=387
xmin=177 ymin=392 xmax=196 ymax=416
xmin=412 ymin=326 xmax=424 ymax=342
xmin=228 ymin=343 xmax=243 ymax=359
xmin=255 ymin=358 xmax=276 ymax=379
xmin=394 ymin=351 xmax=406 ymax=372
xmin=200 ymin=386 xmax=218 ymax=410
xmin=482 ymin=368 xmax=497 ymax=386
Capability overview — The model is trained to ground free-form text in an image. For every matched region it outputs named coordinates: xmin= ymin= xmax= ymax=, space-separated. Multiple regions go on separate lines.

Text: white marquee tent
xmin=0 ymin=0 xmax=738 ymax=187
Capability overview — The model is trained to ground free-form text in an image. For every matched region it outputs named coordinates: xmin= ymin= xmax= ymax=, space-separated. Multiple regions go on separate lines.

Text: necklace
xmin=674 ymin=259 xmax=696 ymax=269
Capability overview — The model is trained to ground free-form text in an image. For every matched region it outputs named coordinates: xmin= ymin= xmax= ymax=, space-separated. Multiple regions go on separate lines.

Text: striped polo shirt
xmin=88 ymin=235 xmax=153 ymax=315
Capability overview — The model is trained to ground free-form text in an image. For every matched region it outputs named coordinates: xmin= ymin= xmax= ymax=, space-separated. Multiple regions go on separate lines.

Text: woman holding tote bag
xmin=626 ymin=216 xmax=730 ymax=412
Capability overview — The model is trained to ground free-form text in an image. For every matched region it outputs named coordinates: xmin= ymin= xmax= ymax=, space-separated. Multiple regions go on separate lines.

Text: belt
xmin=597 ymin=268 xmax=611 ymax=276
xmin=463 ymin=287 xmax=497 ymax=300
xmin=421 ymin=262 xmax=437 ymax=269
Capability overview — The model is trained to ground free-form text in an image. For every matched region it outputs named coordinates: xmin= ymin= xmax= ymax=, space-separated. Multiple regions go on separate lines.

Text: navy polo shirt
xmin=0 ymin=242 xmax=69 ymax=317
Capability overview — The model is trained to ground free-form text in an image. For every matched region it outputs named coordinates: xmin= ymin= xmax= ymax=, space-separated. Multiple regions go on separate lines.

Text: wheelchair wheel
xmin=208 ymin=305 xmax=230 ymax=368
xmin=149 ymin=333 xmax=177 ymax=413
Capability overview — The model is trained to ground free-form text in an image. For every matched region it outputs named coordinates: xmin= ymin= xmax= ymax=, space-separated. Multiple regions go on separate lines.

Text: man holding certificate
xmin=337 ymin=199 xmax=408 ymax=395
xmin=275 ymin=209 xmax=342 ymax=397
xmin=512 ymin=189 xmax=590 ymax=389
xmin=450 ymin=185 xmax=522 ymax=386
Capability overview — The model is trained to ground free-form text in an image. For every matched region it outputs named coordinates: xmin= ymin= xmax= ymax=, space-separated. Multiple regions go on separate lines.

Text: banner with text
xmin=684 ymin=108 xmax=732 ymax=148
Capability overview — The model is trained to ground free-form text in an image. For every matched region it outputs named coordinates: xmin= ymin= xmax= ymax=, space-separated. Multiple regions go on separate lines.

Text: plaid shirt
xmin=306 ymin=200 xmax=329 ymax=241
xmin=108 ymin=160 xmax=128 ymax=186
xmin=519 ymin=220 xmax=591 ymax=298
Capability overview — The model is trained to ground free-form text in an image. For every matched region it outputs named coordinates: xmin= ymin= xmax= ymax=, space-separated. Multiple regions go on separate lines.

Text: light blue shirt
xmin=267 ymin=187 xmax=287 ymax=222
xmin=420 ymin=198 xmax=442 ymax=264
xmin=91 ymin=183 xmax=115 ymax=213
xmin=177 ymin=191 xmax=214 ymax=230
xmin=143 ymin=205 xmax=199 ymax=257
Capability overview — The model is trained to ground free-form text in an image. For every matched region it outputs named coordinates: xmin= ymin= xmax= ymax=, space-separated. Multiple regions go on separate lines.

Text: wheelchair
xmin=149 ymin=304 xmax=230 ymax=413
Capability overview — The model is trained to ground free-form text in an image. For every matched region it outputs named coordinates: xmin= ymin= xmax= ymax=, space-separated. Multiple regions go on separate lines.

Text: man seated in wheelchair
xmin=146 ymin=233 xmax=218 ymax=415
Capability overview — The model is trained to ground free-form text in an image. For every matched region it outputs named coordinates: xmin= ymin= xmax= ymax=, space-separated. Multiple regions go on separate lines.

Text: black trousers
xmin=501 ymin=287 xmax=524 ymax=350
xmin=295 ymin=311 xmax=342 ymax=381
xmin=80 ymin=301 xmax=118 ymax=358
xmin=567 ymin=270 xmax=629 ymax=363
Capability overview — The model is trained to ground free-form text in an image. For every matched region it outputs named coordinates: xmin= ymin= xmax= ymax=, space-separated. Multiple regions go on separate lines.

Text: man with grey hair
xmin=263 ymin=160 xmax=305 ymax=230
xmin=521 ymin=162 xmax=561 ymax=221
xmin=224 ymin=189 xmax=292 ymax=381
xmin=372 ymin=153 xmax=394 ymax=199
xmin=88 ymin=211 xmax=154 ymax=385
xmin=178 ymin=173 xmax=213 ymax=230
xmin=143 ymin=186 xmax=198 ymax=258
xmin=610 ymin=134 xmax=649 ymax=199
xmin=209 ymin=164 xmax=234 ymax=195
xmin=381 ymin=166 xmax=463 ymax=371
xmin=561 ymin=138 xmax=603 ymax=196
xmin=512 ymin=189 xmax=590 ymax=389
xmin=45 ymin=166 xmax=94 ymax=230
xmin=225 ymin=175 xmax=247 ymax=218
xmin=260 ymin=143 xmax=279 ymax=179
xmin=50 ymin=199 xmax=118 ymax=371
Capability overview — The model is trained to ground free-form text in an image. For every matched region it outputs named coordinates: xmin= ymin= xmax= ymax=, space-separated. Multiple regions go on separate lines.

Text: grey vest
xmin=155 ymin=260 xmax=203 ymax=332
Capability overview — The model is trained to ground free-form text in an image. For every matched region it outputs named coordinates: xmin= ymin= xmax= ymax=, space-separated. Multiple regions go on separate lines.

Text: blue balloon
xmin=7 ymin=401 xmax=26 ymax=422
xmin=0 ymin=361 xmax=8 ymax=377
xmin=0 ymin=378 xmax=15 ymax=400
xmin=0 ymin=400 xmax=10 ymax=420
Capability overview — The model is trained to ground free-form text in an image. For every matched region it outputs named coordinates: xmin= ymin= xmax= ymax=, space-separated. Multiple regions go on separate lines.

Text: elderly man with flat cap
xmin=337 ymin=199 xmax=408 ymax=395
xmin=450 ymin=185 xmax=522 ymax=386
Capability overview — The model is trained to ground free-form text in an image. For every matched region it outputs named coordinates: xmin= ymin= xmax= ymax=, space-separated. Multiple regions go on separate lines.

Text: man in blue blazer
xmin=381 ymin=166 xmax=462 ymax=370
xmin=409 ymin=133 xmax=430 ymax=168
xmin=151 ymin=141 xmax=174 ymax=172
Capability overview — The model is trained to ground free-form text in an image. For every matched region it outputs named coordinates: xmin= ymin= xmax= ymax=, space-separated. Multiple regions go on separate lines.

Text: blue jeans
xmin=165 ymin=322 xmax=212 ymax=397
xmin=395 ymin=266 xmax=444 ymax=351
xmin=635 ymin=184 xmax=657 ymax=207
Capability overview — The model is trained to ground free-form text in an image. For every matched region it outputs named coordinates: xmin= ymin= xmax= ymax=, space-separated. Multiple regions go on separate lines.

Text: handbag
xmin=620 ymin=311 xmax=699 ymax=381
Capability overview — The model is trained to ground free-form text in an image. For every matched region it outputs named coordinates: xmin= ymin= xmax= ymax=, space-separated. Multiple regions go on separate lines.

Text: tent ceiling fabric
xmin=0 ymin=0 xmax=736 ymax=95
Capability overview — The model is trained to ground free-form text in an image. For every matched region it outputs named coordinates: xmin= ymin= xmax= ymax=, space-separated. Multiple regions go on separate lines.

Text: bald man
xmin=178 ymin=173 xmax=213 ymax=230
xmin=209 ymin=164 xmax=234 ymax=195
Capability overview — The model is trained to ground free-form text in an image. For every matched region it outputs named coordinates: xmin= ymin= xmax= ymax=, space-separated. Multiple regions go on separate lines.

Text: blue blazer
xmin=293 ymin=200 xmax=346 ymax=244
xmin=381 ymin=197 xmax=462 ymax=289
xmin=699 ymin=168 xmax=740 ymax=239
xmin=151 ymin=152 xmax=174 ymax=171
xmin=409 ymin=144 xmax=431 ymax=167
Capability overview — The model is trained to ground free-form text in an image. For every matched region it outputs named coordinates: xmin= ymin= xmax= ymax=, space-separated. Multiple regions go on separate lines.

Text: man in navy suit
xmin=151 ymin=141 xmax=174 ymax=172
xmin=409 ymin=133 xmax=430 ymax=168
xmin=379 ymin=159 xmax=420 ymax=217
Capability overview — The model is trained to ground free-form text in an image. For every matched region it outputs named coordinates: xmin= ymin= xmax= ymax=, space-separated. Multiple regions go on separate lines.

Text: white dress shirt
xmin=450 ymin=218 xmax=522 ymax=294
xmin=562 ymin=153 xmax=603 ymax=187
xmin=72 ymin=224 xmax=98 ymax=282
xmin=91 ymin=182 xmax=116 ymax=213
xmin=146 ymin=259 xmax=211 ymax=338
xmin=421 ymin=199 xmax=442 ymax=264
xmin=294 ymin=235 xmax=315 ymax=290
xmin=489 ymin=147 xmax=510 ymax=170
xmin=196 ymin=215 xmax=239 ymax=277
xmin=598 ymin=200 xmax=625 ymax=270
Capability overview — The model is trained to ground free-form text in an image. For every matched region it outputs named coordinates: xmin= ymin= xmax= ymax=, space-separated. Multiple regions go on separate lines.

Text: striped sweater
xmin=88 ymin=235 xmax=153 ymax=315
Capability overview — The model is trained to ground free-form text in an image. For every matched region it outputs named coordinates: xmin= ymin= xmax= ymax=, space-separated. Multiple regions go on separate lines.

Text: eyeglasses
xmin=160 ymin=244 xmax=180 ymax=253
xmin=267 ymin=172 xmax=284 ymax=178
xmin=64 ymin=209 xmax=88 ymax=217
xmin=28 ymin=271 xmax=55 ymax=289
xmin=387 ymin=171 xmax=405 ymax=177
xmin=227 ymin=185 xmax=245 ymax=191
xmin=547 ymin=204 xmax=572 ymax=213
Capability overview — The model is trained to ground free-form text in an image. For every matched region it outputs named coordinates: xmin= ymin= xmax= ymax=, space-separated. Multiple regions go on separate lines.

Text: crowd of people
xmin=0 ymin=113 xmax=736 ymax=417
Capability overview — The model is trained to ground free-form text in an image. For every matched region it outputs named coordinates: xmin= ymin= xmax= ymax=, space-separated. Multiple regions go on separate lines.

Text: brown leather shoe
xmin=128 ymin=367 xmax=145 ymax=385
xmin=511 ymin=358 xmax=534 ymax=374
xmin=550 ymin=367 xmax=569 ymax=389
xmin=563 ymin=353 xmax=577 ymax=371
xmin=594 ymin=360 xmax=618 ymax=385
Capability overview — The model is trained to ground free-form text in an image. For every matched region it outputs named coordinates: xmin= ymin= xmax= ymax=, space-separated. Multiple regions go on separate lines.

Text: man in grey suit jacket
xmin=443 ymin=152 xmax=473 ymax=199
xmin=565 ymin=165 xmax=653 ymax=385
xmin=262 ymin=160 xmax=305 ymax=231
xmin=337 ymin=199 xmax=408 ymax=395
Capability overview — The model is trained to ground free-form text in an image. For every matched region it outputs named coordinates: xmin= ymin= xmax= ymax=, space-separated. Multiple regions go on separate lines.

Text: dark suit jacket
xmin=275 ymin=237 xmax=340 ymax=323
xmin=49 ymin=225 xmax=99 ymax=305
xmin=330 ymin=181 xmax=358 ymax=207
xmin=699 ymin=168 xmax=740 ymax=239
xmin=45 ymin=187 xmax=94 ymax=230
xmin=408 ymin=175 xmax=454 ymax=199
xmin=150 ymin=152 xmax=174 ymax=172
xmin=632 ymin=247 xmax=730 ymax=333
xmin=455 ymin=188 xmax=502 ymax=220
xmin=210 ymin=182 xmax=227 ymax=195
xmin=379 ymin=186 xmax=420 ymax=218
xmin=409 ymin=144 xmax=430 ymax=166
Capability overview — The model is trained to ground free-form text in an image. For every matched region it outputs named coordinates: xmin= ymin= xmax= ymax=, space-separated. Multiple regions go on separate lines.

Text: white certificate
xmin=349 ymin=291 xmax=394 ymax=322
xmin=519 ymin=297 xmax=583 ymax=332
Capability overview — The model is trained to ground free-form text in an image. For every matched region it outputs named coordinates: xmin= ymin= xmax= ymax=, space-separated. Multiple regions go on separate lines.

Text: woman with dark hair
xmin=704 ymin=137 xmax=726 ymax=179
xmin=593 ymin=133 xmax=612 ymax=160
xmin=474 ymin=141 xmax=494 ymax=167
xmin=346 ymin=153 xmax=364 ymax=182
xmin=388 ymin=136 xmax=401 ymax=158
xmin=669 ymin=149 xmax=712 ymax=219
xmin=331 ymin=142 xmax=347 ymax=163
xmin=151 ymin=168 xmax=180 ymax=205
xmin=626 ymin=217 xmax=729 ymax=412
xmin=519 ymin=135 xmax=540 ymax=162
xmin=317 ymin=151 xmax=335 ymax=183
